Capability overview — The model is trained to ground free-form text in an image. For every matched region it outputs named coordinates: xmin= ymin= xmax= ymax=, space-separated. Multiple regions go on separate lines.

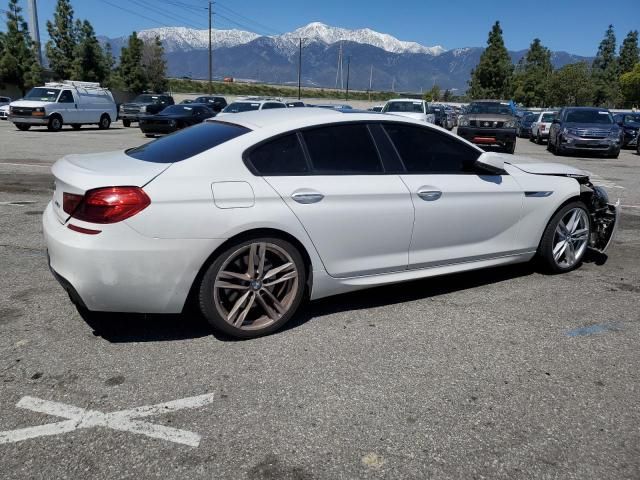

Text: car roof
xmin=207 ymin=107 xmax=436 ymax=131
xmin=386 ymin=98 xmax=425 ymax=102
xmin=564 ymin=106 xmax=610 ymax=111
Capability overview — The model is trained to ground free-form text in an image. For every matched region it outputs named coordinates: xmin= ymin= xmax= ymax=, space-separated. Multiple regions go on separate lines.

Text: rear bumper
xmin=457 ymin=127 xmax=516 ymax=146
xmin=9 ymin=115 xmax=48 ymax=125
xmin=43 ymin=202 xmax=223 ymax=313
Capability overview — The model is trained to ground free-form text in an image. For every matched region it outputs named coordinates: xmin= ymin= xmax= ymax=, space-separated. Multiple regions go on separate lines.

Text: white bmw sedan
xmin=44 ymin=108 xmax=619 ymax=338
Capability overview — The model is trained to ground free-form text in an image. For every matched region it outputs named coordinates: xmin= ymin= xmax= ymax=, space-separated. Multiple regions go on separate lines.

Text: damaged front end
xmin=579 ymin=179 xmax=620 ymax=253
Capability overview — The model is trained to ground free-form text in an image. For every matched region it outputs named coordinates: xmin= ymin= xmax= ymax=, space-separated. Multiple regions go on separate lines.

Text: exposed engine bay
xmin=577 ymin=177 xmax=620 ymax=253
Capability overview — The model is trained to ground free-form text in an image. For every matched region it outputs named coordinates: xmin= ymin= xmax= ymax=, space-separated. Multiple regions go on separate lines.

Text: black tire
xmin=547 ymin=135 xmax=554 ymax=152
xmin=144 ymin=134 xmax=155 ymax=138
xmin=537 ymin=201 xmax=590 ymax=274
xmin=122 ymin=119 xmax=131 ymax=128
xmin=608 ymin=149 xmax=620 ymax=159
xmin=536 ymin=133 xmax=542 ymax=145
xmin=71 ymin=124 xmax=81 ymax=130
xmin=98 ymin=114 xmax=111 ymax=130
xmin=47 ymin=115 xmax=63 ymax=132
xmin=199 ymin=237 xmax=307 ymax=339
xmin=552 ymin=136 xmax=562 ymax=155
xmin=15 ymin=123 xmax=31 ymax=131
xmin=504 ymin=141 xmax=516 ymax=154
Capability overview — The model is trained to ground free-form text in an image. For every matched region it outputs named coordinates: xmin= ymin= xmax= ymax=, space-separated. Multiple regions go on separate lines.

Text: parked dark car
xmin=286 ymin=101 xmax=306 ymax=107
xmin=547 ymin=107 xmax=621 ymax=158
xmin=516 ymin=113 xmax=536 ymax=138
xmin=457 ymin=100 xmax=517 ymax=153
xmin=138 ymin=104 xmax=215 ymax=137
xmin=120 ymin=94 xmax=175 ymax=127
xmin=192 ymin=96 xmax=227 ymax=113
xmin=613 ymin=112 xmax=640 ymax=149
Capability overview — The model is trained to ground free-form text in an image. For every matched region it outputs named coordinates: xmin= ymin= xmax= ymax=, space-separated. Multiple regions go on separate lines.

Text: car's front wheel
xmin=199 ymin=237 xmax=306 ymax=338
xmin=537 ymin=201 xmax=591 ymax=273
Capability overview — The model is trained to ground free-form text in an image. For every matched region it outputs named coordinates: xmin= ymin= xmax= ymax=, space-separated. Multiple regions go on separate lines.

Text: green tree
xmin=442 ymin=88 xmax=452 ymax=102
xmin=424 ymin=84 xmax=440 ymax=102
xmin=620 ymin=63 xmax=640 ymax=107
xmin=547 ymin=62 xmax=594 ymax=107
xmin=0 ymin=0 xmax=42 ymax=94
xmin=46 ymin=0 xmax=78 ymax=80
xmin=71 ymin=20 xmax=108 ymax=83
xmin=618 ymin=30 xmax=639 ymax=75
xmin=142 ymin=36 xmax=167 ymax=93
xmin=591 ymin=25 xmax=620 ymax=106
xmin=511 ymin=38 xmax=553 ymax=107
xmin=468 ymin=21 xmax=513 ymax=99
xmin=118 ymin=32 xmax=147 ymax=93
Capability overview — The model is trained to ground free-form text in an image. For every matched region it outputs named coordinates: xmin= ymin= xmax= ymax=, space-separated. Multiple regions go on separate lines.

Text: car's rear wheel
xmin=122 ymin=119 xmax=131 ymax=127
xmin=537 ymin=202 xmax=591 ymax=273
xmin=199 ymin=237 xmax=306 ymax=339
xmin=15 ymin=123 xmax=31 ymax=131
xmin=98 ymin=114 xmax=111 ymax=130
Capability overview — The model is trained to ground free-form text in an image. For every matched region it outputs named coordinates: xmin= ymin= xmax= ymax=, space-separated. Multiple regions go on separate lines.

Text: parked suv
xmin=530 ymin=111 xmax=557 ymax=144
xmin=192 ymin=95 xmax=227 ymax=113
xmin=548 ymin=107 xmax=621 ymax=158
xmin=217 ymin=97 xmax=287 ymax=115
xmin=9 ymin=81 xmax=116 ymax=131
xmin=613 ymin=112 xmax=640 ymax=149
xmin=457 ymin=100 xmax=517 ymax=153
xmin=120 ymin=94 xmax=175 ymax=127
xmin=382 ymin=99 xmax=435 ymax=124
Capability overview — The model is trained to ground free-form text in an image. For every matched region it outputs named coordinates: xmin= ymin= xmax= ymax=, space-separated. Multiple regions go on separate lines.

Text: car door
xmin=57 ymin=89 xmax=79 ymax=123
xmin=251 ymin=124 xmax=414 ymax=278
xmin=381 ymin=122 xmax=524 ymax=268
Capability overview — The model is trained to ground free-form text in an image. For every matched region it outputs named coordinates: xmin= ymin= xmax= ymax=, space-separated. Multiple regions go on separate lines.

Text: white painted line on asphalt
xmin=622 ymin=204 xmax=640 ymax=209
xmin=0 ymin=162 xmax=51 ymax=169
xmin=0 ymin=201 xmax=37 ymax=206
xmin=0 ymin=393 xmax=215 ymax=447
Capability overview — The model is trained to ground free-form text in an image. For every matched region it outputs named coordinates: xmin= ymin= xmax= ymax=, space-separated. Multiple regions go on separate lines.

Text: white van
xmin=9 ymin=81 xmax=117 ymax=132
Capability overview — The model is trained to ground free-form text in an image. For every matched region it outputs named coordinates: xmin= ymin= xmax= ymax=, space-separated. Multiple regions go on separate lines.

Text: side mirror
xmin=475 ymin=152 xmax=506 ymax=174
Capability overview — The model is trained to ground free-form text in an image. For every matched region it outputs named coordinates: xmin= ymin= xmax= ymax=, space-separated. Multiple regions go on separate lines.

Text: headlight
xmin=458 ymin=117 xmax=469 ymax=127
xmin=119 ymin=105 xmax=124 ymax=112
xmin=608 ymin=130 xmax=620 ymax=138
xmin=503 ymin=119 xmax=516 ymax=128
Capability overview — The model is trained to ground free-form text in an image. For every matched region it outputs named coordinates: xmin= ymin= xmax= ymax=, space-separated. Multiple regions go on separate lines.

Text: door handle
xmin=291 ymin=192 xmax=324 ymax=204
xmin=417 ymin=190 xmax=442 ymax=201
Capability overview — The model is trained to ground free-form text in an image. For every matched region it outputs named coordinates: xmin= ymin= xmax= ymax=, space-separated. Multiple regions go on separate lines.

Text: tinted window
xmin=565 ymin=109 xmax=613 ymax=124
xmin=126 ymin=121 xmax=250 ymax=163
xmin=541 ymin=113 xmax=555 ymax=122
xmin=223 ymin=102 xmax=260 ymax=113
xmin=160 ymin=105 xmax=194 ymax=114
xmin=302 ymin=124 xmax=382 ymax=174
xmin=384 ymin=101 xmax=424 ymax=113
xmin=248 ymin=134 xmax=309 ymax=175
xmin=58 ymin=90 xmax=74 ymax=103
xmin=469 ymin=102 xmax=513 ymax=115
xmin=262 ymin=103 xmax=286 ymax=109
xmin=384 ymin=124 xmax=481 ymax=174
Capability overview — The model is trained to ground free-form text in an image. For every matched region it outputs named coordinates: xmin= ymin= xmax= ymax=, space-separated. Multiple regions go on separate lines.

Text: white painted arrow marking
xmin=0 ymin=393 xmax=215 ymax=447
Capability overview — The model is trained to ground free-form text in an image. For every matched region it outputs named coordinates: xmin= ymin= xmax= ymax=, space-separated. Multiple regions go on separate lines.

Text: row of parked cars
xmin=454 ymin=99 xmax=639 ymax=157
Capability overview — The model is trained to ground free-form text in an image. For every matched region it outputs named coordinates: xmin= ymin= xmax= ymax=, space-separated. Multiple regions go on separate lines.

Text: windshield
xmin=541 ymin=113 xmax=555 ymax=122
xmin=469 ymin=102 xmax=513 ymax=115
xmin=25 ymin=88 xmax=60 ymax=102
xmin=126 ymin=122 xmax=250 ymax=163
xmin=384 ymin=101 xmax=424 ymax=113
xmin=159 ymin=105 xmax=194 ymax=115
xmin=133 ymin=94 xmax=163 ymax=103
xmin=566 ymin=110 xmax=613 ymax=124
xmin=523 ymin=114 xmax=536 ymax=122
xmin=223 ymin=102 xmax=260 ymax=113
xmin=623 ymin=114 xmax=640 ymax=124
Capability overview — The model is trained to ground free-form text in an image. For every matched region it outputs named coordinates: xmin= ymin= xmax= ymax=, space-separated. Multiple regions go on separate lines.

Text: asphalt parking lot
xmin=0 ymin=119 xmax=639 ymax=479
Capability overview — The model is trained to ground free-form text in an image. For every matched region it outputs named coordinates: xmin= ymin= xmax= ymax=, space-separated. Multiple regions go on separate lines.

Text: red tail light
xmin=68 ymin=186 xmax=151 ymax=224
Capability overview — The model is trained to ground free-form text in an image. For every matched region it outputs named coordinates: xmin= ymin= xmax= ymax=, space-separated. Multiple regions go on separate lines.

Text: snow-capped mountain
xmin=277 ymin=22 xmax=445 ymax=56
xmin=135 ymin=26 xmax=260 ymax=53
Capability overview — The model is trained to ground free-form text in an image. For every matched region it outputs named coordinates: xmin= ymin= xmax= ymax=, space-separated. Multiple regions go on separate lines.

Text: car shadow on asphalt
xmin=80 ymin=262 xmax=539 ymax=343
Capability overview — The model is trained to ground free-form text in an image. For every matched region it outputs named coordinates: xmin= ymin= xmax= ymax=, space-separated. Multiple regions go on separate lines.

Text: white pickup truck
xmin=530 ymin=111 xmax=557 ymax=144
xmin=9 ymin=81 xmax=117 ymax=132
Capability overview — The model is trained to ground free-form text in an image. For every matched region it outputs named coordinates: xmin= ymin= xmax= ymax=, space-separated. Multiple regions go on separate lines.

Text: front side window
xmin=247 ymin=134 xmax=309 ymax=175
xmin=383 ymin=124 xmax=481 ymax=174
xmin=302 ymin=124 xmax=382 ymax=174
xmin=58 ymin=90 xmax=74 ymax=103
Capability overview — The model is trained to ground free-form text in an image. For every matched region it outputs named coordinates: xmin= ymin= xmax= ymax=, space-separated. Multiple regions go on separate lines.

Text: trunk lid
xmin=50 ymin=150 xmax=170 ymax=224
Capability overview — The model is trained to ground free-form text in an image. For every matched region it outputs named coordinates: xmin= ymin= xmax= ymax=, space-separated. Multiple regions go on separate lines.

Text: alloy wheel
xmin=552 ymin=208 xmax=589 ymax=268
xmin=212 ymin=242 xmax=299 ymax=331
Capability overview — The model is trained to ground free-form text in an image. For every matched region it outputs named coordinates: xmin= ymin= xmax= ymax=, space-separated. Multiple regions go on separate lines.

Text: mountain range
xmin=104 ymin=22 xmax=592 ymax=93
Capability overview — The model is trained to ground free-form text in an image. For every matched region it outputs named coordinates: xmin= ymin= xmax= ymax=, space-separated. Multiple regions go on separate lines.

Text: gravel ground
xmin=0 ymin=119 xmax=638 ymax=479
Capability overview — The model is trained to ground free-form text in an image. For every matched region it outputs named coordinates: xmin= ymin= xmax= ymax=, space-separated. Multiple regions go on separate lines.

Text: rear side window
xmin=302 ymin=124 xmax=382 ymax=174
xmin=247 ymin=134 xmax=309 ymax=175
xmin=384 ymin=124 xmax=480 ymax=174
xmin=126 ymin=121 xmax=250 ymax=163
xmin=262 ymin=103 xmax=286 ymax=109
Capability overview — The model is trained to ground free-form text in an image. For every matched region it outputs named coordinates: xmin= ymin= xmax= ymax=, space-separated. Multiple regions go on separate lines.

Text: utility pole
xmin=368 ymin=64 xmax=373 ymax=102
xmin=345 ymin=56 xmax=351 ymax=101
xmin=297 ymin=38 xmax=303 ymax=100
xmin=208 ymin=1 xmax=213 ymax=93
xmin=27 ymin=0 xmax=42 ymax=65
xmin=335 ymin=42 xmax=343 ymax=90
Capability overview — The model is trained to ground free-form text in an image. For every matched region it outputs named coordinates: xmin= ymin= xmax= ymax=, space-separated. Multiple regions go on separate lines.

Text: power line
xmin=128 ymin=0 xmax=208 ymax=30
xmin=215 ymin=2 xmax=282 ymax=35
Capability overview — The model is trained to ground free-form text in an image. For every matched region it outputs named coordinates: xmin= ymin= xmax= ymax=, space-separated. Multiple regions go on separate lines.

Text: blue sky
xmin=13 ymin=0 xmax=640 ymax=56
